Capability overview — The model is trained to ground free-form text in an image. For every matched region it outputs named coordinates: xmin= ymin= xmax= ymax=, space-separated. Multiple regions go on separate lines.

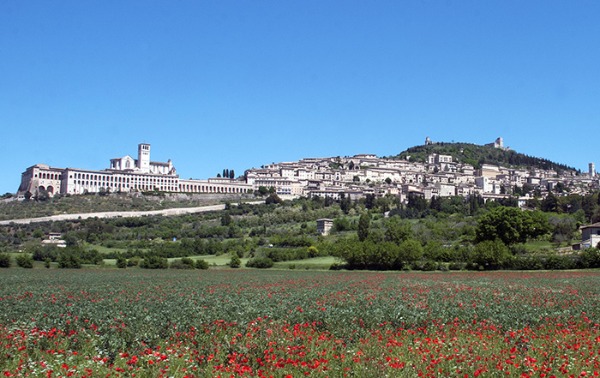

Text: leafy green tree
xmin=549 ymin=215 xmax=577 ymax=245
xmin=424 ymin=241 xmax=455 ymax=262
xmin=407 ymin=193 xmax=428 ymax=212
xmin=221 ymin=212 xmax=233 ymax=226
xmin=116 ymin=256 xmax=127 ymax=268
xmin=339 ymin=193 xmax=352 ymax=214
xmin=170 ymin=258 xmax=196 ymax=269
xmin=58 ymin=253 xmax=82 ymax=269
xmin=476 ymin=206 xmax=550 ymax=245
xmin=398 ymin=239 xmax=424 ymax=264
xmin=541 ymin=193 xmax=559 ymax=213
xmin=36 ymin=188 xmax=50 ymax=202
xmin=229 ymin=254 xmax=241 ymax=268
xmin=32 ymin=229 xmax=45 ymax=239
xmin=582 ymin=194 xmax=598 ymax=221
xmin=16 ymin=254 xmax=34 ymax=268
xmin=364 ymin=194 xmax=376 ymax=210
xmin=139 ymin=256 xmax=168 ymax=269
xmin=580 ymin=248 xmax=600 ymax=268
xmin=265 ymin=193 xmax=283 ymax=205
xmin=357 ymin=213 xmax=371 ymax=242
xmin=195 ymin=259 xmax=209 ymax=269
xmin=430 ymin=196 xmax=442 ymax=212
xmin=0 ymin=253 xmax=10 ymax=268
xmin=246 ymin=257 xmax=274 ymax=268
xmin=473 ymin=240 xmax=511 ymax=269
xmin=384 ymin=217 xmax=413 ymax=245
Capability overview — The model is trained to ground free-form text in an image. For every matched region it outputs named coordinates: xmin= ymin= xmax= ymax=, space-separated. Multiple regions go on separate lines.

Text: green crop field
xmin=1 ymin=269 xmax=600 ymax=377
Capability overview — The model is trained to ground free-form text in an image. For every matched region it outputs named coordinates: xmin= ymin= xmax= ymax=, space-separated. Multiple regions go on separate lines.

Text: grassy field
xmin=272 ymin=256 xmax=339 ymax=269
xmin=1 ymin=269 xmax=600 ymax=377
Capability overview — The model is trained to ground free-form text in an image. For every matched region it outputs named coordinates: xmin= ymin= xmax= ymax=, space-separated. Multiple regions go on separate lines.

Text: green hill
xmin=393 ymin=142 xmax=578 ymax=174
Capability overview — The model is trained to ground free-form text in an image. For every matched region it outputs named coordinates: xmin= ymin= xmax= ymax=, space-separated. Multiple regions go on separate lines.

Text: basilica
xmin=18 ymin=144 xmax=252 ymax=198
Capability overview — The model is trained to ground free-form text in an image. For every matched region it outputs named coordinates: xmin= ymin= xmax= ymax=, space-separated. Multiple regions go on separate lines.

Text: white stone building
xmin=18 ymin=143 xmax=251 ymax=198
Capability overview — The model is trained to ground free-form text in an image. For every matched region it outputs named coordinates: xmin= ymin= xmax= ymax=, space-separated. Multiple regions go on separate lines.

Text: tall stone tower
xmin=138 ymin=143 xmax=151 ymax=173
xmin=495 ymin=137 xmax=504 ymax=149
xmin=590 ymin=162 xmax=596 ymax=177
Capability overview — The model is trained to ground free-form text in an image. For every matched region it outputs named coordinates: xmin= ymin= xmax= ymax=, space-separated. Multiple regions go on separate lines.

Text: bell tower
xmin=138 ymin=143 xmax=151 ymax=173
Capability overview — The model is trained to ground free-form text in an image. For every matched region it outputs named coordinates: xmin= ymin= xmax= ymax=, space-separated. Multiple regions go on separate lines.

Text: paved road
xmin=0 ymin=202 xmax=262 ymax=225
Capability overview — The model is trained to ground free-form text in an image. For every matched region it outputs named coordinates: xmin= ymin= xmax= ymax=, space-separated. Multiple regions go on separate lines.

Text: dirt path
xmin=0 ymin=202 xmax=261 ymax=225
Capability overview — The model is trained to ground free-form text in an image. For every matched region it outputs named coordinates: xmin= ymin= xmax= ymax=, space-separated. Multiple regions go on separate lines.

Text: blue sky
xmin=1 ymin=1 xmax=599 ymax=194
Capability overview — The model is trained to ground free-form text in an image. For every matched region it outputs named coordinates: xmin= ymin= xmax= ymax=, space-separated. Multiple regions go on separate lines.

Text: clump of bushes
xmin=16 ymin=254 xmax=34 ymax=268
xmin=246 ymin=257 xmax=274 ymax=269
xmin=195 ymin=259 xmax=209 ymax=270
xmin=140 ymin=256 xmax=168 ymax=269
xmin=170 ymin=257 xmax=196 ymax=269
xmin=0 ymin=253 xmax=11 ymax=268
xmin=116 ymin=256 xmax=127 ymax=268
xmin=58 ymin=253 xmax=82 ymax=269
xmin=229 ymin=255 xmax=241 ymax=268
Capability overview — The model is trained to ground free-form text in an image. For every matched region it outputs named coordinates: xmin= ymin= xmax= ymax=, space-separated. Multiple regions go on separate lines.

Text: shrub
xmin=195 ymin=259 xmax=209 ymax=270
xmin=140 ymin=256 xmax=168 ymax=269
xmin=116 ymin=256 xmax=127 ymax=269
xmin=579 ymin=248 xmax=600 ymax=268
xmin=508 ymin=256 xmax=543 ymax=270
xmin=329 ymin=263 xmax=347 ymax=270
xmin=448 ymin=262 xmax=466 ymax=271
xmin=0 ymin=253 xmax=10 ymax=268
xmin=420 ymin=260 xmax=438 ymax=271
xmin=16 ymin=254 xmax=34 ymax=268
xmin=170 ymin=258 xmax=196 ymax=269
xmin=31 ymin=245 xmax=59 ymax=262
xmin=127 ymin=256 xmax=141 ymax=267
xmin=58 ymin=253 xmax=82 ymax=269
xmin=229 ymin=255 xmax=241 ymax=268
xmin=543 ymin=254 xmax=576 ymax=270
xmin=307 ymin=246 xmax=320 ymax=258
xmin=265 ymin=247 xmax=309 ymax=262
xmin=246 ymin=257 xmax=274 ymax=269
xmin=398 ymin=239 xmax=424 ymax=264
xmin=472 ymin=240 xmax=511 ymax=270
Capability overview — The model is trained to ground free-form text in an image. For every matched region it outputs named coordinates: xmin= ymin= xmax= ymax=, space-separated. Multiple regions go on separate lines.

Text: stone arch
xmin=47 ymin=186 xmax=54 ymax=194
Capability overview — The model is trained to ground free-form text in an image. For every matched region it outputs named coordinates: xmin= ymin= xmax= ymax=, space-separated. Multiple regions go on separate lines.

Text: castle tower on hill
xmin=138 ymin=143 xmax=151 ymax=173
xmin=485 ymin=137 xmax=510 ymax=151
xmin=590 ymin=163 xmax=596 ymax=177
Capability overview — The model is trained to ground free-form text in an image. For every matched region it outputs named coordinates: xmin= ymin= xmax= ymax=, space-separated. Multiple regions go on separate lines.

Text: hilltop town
xmin=16 ymin=137 xmax=599 ymax=207
xmin=245 ymin=137 xmax=598 ymax=206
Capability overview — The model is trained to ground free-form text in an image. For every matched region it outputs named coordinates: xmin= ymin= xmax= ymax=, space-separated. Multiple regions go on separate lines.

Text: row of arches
xmin=179 ymin=184 xmax=250 ymax=194
xmin=39 ymin=172 xmax=60 ymax=180
xmin=38 ymin=185 xmax=54 ymax=194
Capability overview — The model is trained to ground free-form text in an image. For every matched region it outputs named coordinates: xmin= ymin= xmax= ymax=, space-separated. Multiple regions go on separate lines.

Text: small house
xmin=580 ymin=222 xmax=600 ymax=249
xmin=316 ymin=219 xmax=334 ymax=236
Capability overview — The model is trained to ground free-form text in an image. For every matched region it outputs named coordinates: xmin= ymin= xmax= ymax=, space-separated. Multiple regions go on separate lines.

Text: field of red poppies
xmin=1 ymin=269 xmax=600 ymax=377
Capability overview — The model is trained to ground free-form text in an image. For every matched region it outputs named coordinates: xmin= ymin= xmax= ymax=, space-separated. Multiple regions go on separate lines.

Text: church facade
xmin=18 ymin=144 xmax=252 ymax=198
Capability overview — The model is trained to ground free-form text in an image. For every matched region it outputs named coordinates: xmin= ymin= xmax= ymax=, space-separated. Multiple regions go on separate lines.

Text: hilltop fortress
xmin=18 ymin=140 xmax=599 ymax=205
